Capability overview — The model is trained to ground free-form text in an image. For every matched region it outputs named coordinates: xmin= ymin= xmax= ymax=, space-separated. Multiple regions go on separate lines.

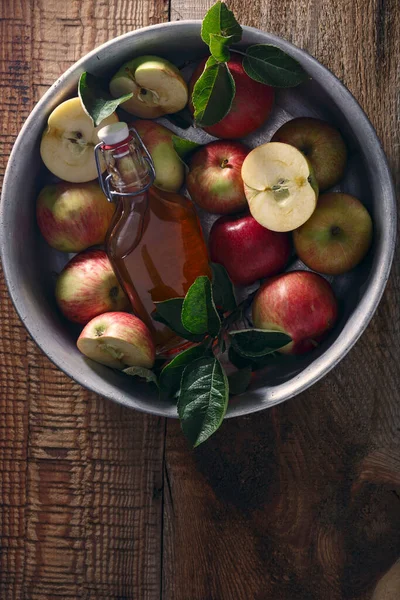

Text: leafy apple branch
xmin=192 ymin=1 xmax=309 ymax=127
xmin=124 ymin=264 xmax=291 ymax=447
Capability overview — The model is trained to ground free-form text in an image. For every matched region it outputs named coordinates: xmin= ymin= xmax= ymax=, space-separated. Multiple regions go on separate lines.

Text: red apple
xmin=55 ymin=250 xmax=129 ymax=324
xmin=77 ymin=312 xmax=155 ymax=369
xmin=293 ymin=193 xmax=373 ymax=275
xmin=252 ymin=271 xmax=338 ymax=354
xmin=36 ymin=181 xmax=115 ymax=252
xmin=209 ymin=214 xmax=291 ymax=286
xmin=189 ymin=55 xmax=275 ymax=139
xmin=187 ymin=140 xmax=249 ymax=214
xmin=271 ymin=117 xmax=347 ymax=191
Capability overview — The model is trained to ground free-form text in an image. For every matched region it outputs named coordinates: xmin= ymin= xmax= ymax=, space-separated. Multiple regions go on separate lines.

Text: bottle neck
xmin=97 ymin=128 xmax=155 ymax=200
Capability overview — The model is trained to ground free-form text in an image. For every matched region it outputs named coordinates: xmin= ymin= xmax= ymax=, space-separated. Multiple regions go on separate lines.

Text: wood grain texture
xmin=0 ymin=0 xmax=168 ymax=598
xmin=164 ymin=0 xmax=400 ymax=599
xmin=1 ymin=0 xmax=400 ymax=599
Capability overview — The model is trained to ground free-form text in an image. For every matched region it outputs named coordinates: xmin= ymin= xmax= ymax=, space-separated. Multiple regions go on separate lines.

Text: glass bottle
xmin=95 ymin=122 xmax=211 ymax=356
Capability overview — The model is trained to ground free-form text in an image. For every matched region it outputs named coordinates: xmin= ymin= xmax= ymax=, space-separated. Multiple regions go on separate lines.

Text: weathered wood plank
xmin=0 ymin=0 xmax=168 ymax=598
xmin=164 ymin=1 xmax=400 ymax=598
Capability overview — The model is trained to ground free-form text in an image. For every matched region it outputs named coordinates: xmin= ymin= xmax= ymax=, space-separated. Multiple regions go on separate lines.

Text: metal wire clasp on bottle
xmin=94 ymin=127 xmax=156 ymax=203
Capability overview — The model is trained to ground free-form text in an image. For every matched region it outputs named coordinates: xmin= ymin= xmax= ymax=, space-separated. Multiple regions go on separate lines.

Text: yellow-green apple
xmin=36 ymin=182 xmax=115 ymax=252
xmin=189 ymin=54 xmax=274 ymax=139
xmin=77 ymin=312 xmax=155 ymax=369
xmin=133 ymin=120 xmax=184 ymax=192
xmin=40 ymin=97 xmax=119 ymax=182
xmin=242 ymin=142 xmax=318 ymax=232
xmin=186 ymin=140 xmax=249 ymax=214
xmin=209 ymin=214 xmax=291 ymax=286
xmin=272 ymin=117 xmax=347 ymax=191
xmin=55 ymin=250 xmax=129 ymax=324
xmin=293 ymin=192 xmax=373 ymax=275
xmin=110 ymin=55 xmax=188 ymax=118
xmin=252 ymin=271 xmax=338 ymax=354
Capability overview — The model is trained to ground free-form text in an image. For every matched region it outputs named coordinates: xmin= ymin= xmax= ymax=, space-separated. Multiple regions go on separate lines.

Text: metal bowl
xmin=0 ymin=22 xmax=396 ymax=418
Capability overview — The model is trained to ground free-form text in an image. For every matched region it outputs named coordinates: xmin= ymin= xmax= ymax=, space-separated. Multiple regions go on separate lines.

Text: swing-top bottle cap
xmin=97 ymin=122 xmax=129 ymax=146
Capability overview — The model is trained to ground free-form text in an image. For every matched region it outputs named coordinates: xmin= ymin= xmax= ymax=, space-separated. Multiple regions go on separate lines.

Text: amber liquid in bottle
xmin=99 ymin=125 xmax=211 ymax=356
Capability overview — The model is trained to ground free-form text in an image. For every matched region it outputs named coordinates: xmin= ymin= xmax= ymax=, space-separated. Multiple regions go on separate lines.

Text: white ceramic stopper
xmin=97 ymin=122 xmax=129 ymax=145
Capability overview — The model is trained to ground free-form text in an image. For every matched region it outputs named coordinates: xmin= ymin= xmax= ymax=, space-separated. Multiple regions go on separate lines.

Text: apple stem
xmin=220 ymin=158 xmax=230 ymax=168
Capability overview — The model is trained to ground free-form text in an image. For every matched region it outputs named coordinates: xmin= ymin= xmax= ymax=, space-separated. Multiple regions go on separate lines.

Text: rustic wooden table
xmin=1 ymin=0 xmax=399 ymax=598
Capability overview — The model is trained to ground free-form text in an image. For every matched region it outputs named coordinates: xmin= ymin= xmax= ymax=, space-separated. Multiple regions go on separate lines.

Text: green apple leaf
xmin=171 ymin=135 xmax=201 ymax=162
xmin=159 ymin=344 xmax=209 ymax=399
xmin=78 ymin=72 xmax=133 ymax=127
xmin=211 ymin=263 xmax=236 ymax=313
xmin=192 ymin=56 xmax=235 ymax=127
xmin=182 ymin=276 xmax=221 ymax=337
xmin=123 ymin=366 xmax=158 ymax=387
xmin=242 ymin=45 xmax=309 ymax=88
xmin=228 ymin=346 xmax=276 ymax=371
xmin=178 ymin=357 xmax=229 ymax=447
xmin=209 ymin=33 xmax=234 ymax=62
xmin=229 ymin=328 xmax=292 ymax=358
xmin=228 ymin=366 xmax=252 ymax=395
xmin=153 ymin=298 xmax=205 ymax=342
xmin=201 ymin=1 xmax=242 ymax=46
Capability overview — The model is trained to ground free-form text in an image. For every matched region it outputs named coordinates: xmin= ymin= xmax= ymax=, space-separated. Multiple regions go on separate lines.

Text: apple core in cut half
xmin=40 ymin=97 xmax=119 ymax=183
xmin=109 ymin=56 xmax=188 ymax=118
xmin=241 ymin=142 xmax=318 ymax=232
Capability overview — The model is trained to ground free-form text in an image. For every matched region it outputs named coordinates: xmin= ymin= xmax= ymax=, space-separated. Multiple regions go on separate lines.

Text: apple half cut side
xmin=77 ymin=312 xmax=156 ymax=370
xmin=110 ymin=56 xmax=188 ymax=118
xmin=40 ymin=97 xmax=119 ymax=183
xmin=241 ymin=142 xmax=319 ymax=232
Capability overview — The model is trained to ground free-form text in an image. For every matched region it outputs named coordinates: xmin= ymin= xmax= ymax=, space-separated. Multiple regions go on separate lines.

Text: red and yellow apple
xmin=189 ymin=55 xmax=275 ymax=139
xmin=36 ymin=182 xmax=115 ymax=253
xmin=271 ymin=117 xmax=347 ymax=191
xmin=77 ymin=312 xmax=155 ymax=369
xmin=133 ymin=119 xmax=185 ymax=192
xmin=186 ymin=140 xmax=249 ymax=214
xmin=252 ymin=271 xmax=338 ymax=354
xmin=293 ymin=192 xmax=373 ymax=275
xmin=209 ymin=214 xmax=291 ymax=286
xmin=55 ymin=250 xmax=129 ymax=324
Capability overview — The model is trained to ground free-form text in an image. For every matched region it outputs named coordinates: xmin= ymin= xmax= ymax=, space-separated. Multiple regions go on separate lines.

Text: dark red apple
xmin=209 ymin=214 xmax=291 ymax=286
xmin=189 ymin=54 xmax=275 ymax=139
xmin=187 ymin=140 xmax=249 ymax=214
xmin=252 ymin=271 xmax=338 ymax=354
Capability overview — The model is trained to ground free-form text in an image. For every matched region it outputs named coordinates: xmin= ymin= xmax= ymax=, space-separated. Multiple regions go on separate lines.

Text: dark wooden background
xmin=1 ymin=0 xmax=399 ymax=598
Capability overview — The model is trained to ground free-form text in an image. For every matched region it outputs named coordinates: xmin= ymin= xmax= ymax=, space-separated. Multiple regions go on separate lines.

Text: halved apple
xmin=109 ymin=55 xmax=188 ymax=118
xmin=40 ymin=97 xmax=119 ymax=183
xmin=241 ymin=142 xmax=318 ymax=232
xmin=77 ymin=312 xmax=155 ymax=370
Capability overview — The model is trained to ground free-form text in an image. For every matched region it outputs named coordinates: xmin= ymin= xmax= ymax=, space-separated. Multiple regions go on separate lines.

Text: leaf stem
xmin=229 ymin=48 xmax=247 ymax=57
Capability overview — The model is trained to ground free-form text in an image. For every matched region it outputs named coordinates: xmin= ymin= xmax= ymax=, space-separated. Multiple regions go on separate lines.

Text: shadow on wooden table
xmin=163 ymin=335 xmax=400 ymax=600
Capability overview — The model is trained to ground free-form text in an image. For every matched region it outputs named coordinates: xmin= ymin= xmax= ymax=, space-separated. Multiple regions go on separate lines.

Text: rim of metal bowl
xmin=0 ymin=22 xmax=396 ymax=419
